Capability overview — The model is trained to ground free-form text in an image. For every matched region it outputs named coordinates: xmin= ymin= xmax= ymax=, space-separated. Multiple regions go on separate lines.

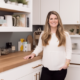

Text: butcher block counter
xmin=0 ymin=50 xmax=43 ymax=73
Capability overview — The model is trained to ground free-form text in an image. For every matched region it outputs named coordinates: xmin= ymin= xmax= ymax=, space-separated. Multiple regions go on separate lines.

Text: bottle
xmin=27 ymin=40 xmax=31 ymax=51
xmin=23 ymin=41 xmax=28 ymax=52
xmin=27 ymin=17 xmax=29 ymax=27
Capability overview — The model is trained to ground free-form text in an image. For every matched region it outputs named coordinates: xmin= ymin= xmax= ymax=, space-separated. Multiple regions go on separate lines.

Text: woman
xmin=24 ymin=11 xmax=72 ymax=80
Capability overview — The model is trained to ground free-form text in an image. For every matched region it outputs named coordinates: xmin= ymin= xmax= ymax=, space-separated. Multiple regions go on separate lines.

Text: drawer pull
xmin=37 ymin=72 xmax=40 ymax=80
xmin=34 ymin=73 xmax=37 ymax=80
xmin=32 ymin=64 xmax=42 ymax=69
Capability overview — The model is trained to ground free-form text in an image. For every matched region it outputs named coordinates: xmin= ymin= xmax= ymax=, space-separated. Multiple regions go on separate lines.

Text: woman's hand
xmin=60 ymin=59 xmax=70 ymax=70
xmin=23 ymin=53 xmax=36 ymax=59
xmin=60 ymin=64 xmax=68 ymax=70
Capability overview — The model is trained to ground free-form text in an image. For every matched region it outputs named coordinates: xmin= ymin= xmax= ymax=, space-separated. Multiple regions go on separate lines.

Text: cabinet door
xmin=41 ymin=0 xmax=59 ymax=25
xmin=17 ymin=73 xmax=33 ymax=80
xmin=17 ymin=69 xmax=42 ymax=80
xmin=33 ymin=0 xmax=41 ymax=25
xmin=65 ymin=65 xmax=80 ymax=80
xmin=60 ymin=0 xmax=79 ymax=24
xmin=37 ymin=69 xmax=42 ymax=80
xmin=33 ymin=69 xmax=42 ymax=80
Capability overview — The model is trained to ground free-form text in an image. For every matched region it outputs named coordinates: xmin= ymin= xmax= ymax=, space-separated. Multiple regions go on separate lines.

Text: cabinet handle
xmin=32 ymin=64 xmax=42 ymax=69
xmin=34 ymin=73 xmax=37 ymax=80
xmin=77 ymin=21 xmax=79 ymax=23
xmin=37 ymin=72 xmax=40 ymax=80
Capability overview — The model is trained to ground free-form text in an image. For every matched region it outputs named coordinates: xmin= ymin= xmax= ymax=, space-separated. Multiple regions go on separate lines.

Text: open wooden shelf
xmin=0 ymin=3 xmax=31 ymax=13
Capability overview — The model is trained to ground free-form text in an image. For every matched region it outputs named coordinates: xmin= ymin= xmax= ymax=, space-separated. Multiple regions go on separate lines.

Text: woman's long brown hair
xmin=41 ymin=11 xmax=66 ymax=47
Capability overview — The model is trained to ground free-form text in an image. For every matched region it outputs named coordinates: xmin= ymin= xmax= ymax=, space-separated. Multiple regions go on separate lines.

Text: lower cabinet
xmin=0 ymin=60 xmax=42 ymax=80
xmin=17 ymin=73 xmax=33 ymax=80
xmin=17 ymin=69 xmax=42 ymax=80
xmin=65 ymin=64 xmax=80 ymax=80
xmin=33 ymin=69 xmax=41 ymax=80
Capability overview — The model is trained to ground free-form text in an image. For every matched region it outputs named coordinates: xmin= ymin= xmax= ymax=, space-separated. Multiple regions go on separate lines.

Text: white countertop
xmin=72 ymin=50 xmax=80 ymax=54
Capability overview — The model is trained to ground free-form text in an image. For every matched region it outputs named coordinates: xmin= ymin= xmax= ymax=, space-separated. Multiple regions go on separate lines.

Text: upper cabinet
xmin=33 ymin=0 xmax=41 ymax=25
xmin=0 ymin=0 xmax=32 ymax=32
xmin=60 ymin=0 xmax=80 ymax=24
xmin=41 ymin=0 xmax=59 ymax=25
xmin=33 ymin=0 xmax=80 ymax=25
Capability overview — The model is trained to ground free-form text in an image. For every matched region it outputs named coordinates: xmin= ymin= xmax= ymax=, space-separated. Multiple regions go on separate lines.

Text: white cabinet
xmin=17 ymin=69 xmax=41 ymax=80
xmin=41 ymin=0 xmax=59 ymax=25
xmin=65 ymin=64 xmax=80 ymax=80
xmin=33 ymin=69 xmax=41 ymax=80
xmin=33 ymin=0 xmax=80 ymax=25
xmin=33 ymin=0 xmax=41 ymax=25
xmin=60 ymin=0 xmax=80 ymax=24
xmin=17 ymin=73 xmax=33 ymax=80
xmin=0 ymin=60 xmax=42 ymax=80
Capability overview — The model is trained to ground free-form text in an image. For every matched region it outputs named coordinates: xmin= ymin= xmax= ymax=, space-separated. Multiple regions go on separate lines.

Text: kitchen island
xmin=0 ymin=51 xmax=43 ymax=80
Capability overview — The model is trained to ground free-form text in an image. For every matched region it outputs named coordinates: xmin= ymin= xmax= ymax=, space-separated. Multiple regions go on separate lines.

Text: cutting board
xmin=26 ymin=35 xmax=33 ymax=50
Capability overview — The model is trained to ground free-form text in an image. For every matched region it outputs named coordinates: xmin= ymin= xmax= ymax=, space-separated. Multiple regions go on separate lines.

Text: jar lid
xmin=23 ymin=42 xmax=27 ymax=44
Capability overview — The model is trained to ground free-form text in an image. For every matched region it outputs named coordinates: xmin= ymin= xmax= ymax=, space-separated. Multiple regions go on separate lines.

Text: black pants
xmin=40 ymin=66 xmax=67 ymax=80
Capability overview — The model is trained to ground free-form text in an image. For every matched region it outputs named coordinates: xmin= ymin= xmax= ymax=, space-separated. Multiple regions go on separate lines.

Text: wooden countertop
xmin=0 ymin=50 xmax=43 ymax=73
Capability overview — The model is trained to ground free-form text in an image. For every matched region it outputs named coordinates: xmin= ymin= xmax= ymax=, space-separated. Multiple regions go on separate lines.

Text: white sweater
xmin=32 ymin=31 xmax=72 ymax=70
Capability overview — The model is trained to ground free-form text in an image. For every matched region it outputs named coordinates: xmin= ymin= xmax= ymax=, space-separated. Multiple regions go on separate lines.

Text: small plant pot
xmin=70 ymin=32 xmax=74 ymax=35
xmin=23 ymin=5 xmax=28 ymax=7
xmin=11 ymin=2 xmax=16 ymax=5
xmin=7 ymin=1 xmax=11 ymax=4
xmin=18 ymin=3 xmax=23 ymax=7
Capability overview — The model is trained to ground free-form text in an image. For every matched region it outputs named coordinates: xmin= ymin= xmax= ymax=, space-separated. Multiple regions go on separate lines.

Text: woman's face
xmin=49 ymin=14 xmax=58 ymax=28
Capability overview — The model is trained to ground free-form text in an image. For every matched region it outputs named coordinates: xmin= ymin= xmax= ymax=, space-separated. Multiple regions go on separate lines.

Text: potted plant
xmin=6 ymin=0 xmax=11 ymax=4
xmin=17 ymin=0 xmax=28 ymax=7
xmin=69 ymin=29 xmax=74 ymax=35
xmin=8 ymin=0 xmax=17 ymax=5
xmin=23 ymin=0 xmax=28 ymax=7
xmin=17 ymin=0 xmax=23 ymax=6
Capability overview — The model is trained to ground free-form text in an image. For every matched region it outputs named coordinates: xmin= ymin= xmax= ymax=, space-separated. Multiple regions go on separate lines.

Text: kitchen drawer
xmin=70 ymin=54 xmax=80 ymax=64
xmin=0 ymin=60 xmax=43 ymax=80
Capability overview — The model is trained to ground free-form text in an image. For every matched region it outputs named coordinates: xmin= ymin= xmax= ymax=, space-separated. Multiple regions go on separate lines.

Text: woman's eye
xmin=50 ymin=18 xmax=53 ymax=20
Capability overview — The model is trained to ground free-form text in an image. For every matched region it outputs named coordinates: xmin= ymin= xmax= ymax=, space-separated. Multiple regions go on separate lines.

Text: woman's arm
xmin=60 ymin=32 xmax=72 ymax=70
xmin=65 ymin=32 xmax=72 ymax=60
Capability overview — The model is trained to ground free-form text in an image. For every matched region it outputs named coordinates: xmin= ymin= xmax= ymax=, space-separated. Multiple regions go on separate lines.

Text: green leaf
xmin=9 ymin=0 xmax=17 ymax=2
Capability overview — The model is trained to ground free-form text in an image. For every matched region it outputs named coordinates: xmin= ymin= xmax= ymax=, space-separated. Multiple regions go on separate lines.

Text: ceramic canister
xmin=5 ymin=15 xmax=13 ymax=27
xmin=0 ymin=0 xmax=5 ymax=3
xmin=18 ymin=41 xmax=23 ymax=51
